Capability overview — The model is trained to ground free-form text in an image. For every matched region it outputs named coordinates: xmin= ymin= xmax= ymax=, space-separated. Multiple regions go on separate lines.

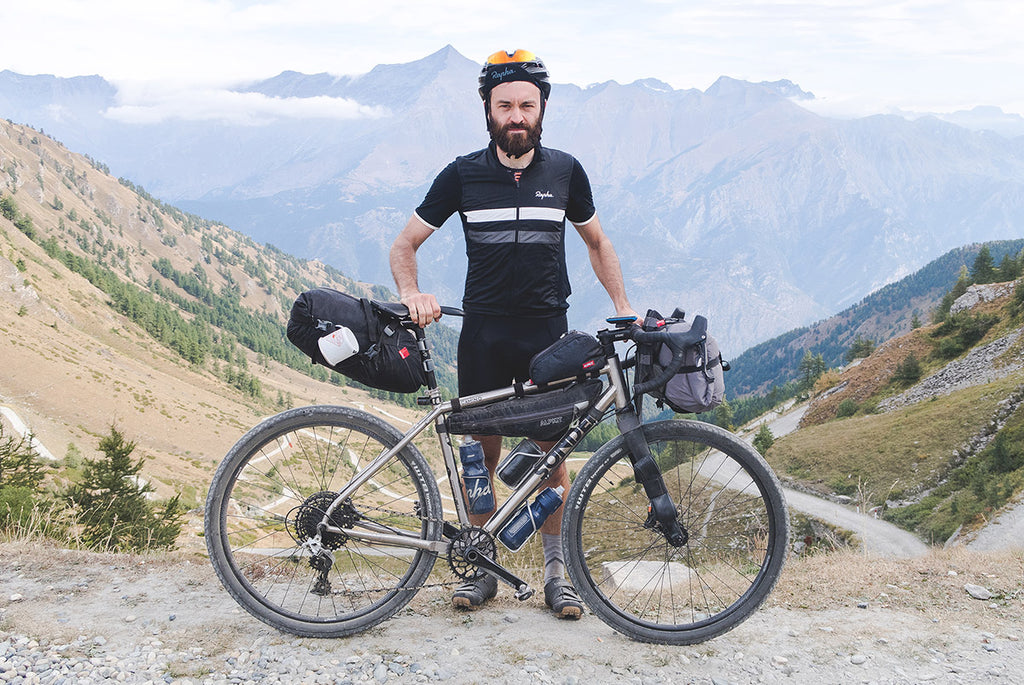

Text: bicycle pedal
xmin=514 ymin=585 xmax=535 ymax=602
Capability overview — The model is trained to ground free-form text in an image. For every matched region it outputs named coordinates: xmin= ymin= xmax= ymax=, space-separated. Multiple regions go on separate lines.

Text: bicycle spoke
xmin=565 ymin=420 xmax=788 ymax=644
xmin=206 ymin=407 xmax=442 ymax=636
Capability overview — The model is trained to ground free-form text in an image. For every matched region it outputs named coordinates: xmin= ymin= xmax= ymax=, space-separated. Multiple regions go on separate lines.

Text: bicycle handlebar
xmin=373 ymin=301 xmax=465 ymax=323
xmin=378 ymin=299 xmax=704 ymax=398
xmin=629 ymin=315 xmax=708 ymax=397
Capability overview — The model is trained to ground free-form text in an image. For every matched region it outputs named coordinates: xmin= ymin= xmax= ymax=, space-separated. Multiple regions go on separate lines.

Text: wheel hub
xmin=287 ymin=491 xmax=355 ymax=550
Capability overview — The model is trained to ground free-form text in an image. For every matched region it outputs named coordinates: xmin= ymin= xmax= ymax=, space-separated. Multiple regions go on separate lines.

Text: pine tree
xmin=713 ymin=398 xmax=734 ymax=431
xmin=934 ymin=265 xmax=971 ymax=323
xmin=66 ymin=427 xmax=182 ymax=551
xmin=997 ymin=254 xmax=1020 ymax=282
xmin=845 ymin=334 xmax=876 ymax=362
xmin=0 ymin=424 xmax=47 ymax=532
xmin=892 ymin=353 xmax=923 ymax=386
xmin=797 ymin=351 xmax=826 ymax=392
xmin=752 ymin=423 xmax=775 ymax=454
xmin=970 ymin=245 xmax=996 ymax=284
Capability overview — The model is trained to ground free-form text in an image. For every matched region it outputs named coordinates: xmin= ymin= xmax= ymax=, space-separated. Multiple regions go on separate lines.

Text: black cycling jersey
xmin=415 ymin=143 xmax=596 ymax=318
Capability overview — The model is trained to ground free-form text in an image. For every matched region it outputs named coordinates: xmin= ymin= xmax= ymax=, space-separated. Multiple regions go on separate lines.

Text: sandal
xmin=452 ymin=573 xmax=498 ymax=609
xmin=544 ymin=578 xmax=583 ymax=619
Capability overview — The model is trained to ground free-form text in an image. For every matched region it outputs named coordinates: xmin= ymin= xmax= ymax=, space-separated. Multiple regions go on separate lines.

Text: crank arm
xmin=463 ymin=545 xmax=535 ymax=601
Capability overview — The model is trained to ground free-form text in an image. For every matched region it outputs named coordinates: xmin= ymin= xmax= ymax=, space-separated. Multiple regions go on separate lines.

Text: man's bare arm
xmin=574 ymin=215 xmax=639 ymax=320
xmin=389 ymin=216 xmax=441 ymax=327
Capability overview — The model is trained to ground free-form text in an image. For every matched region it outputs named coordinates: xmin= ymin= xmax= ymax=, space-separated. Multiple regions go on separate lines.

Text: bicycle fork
xmin=617 ymin=412 xmax=688 ymax=547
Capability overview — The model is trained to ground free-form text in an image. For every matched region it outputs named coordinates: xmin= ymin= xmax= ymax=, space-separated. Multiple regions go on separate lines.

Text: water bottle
xmin=496 ymin=438 xmax=545 ymax=488
xmin=498 ymin=486 xmax=564 ymax=551
xmin=460 ymin=438 xmax=494 ymax=515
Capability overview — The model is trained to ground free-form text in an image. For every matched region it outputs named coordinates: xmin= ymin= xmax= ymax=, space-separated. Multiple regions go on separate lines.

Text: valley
xmin=3 ymin=109 xmax=1023 ymax=559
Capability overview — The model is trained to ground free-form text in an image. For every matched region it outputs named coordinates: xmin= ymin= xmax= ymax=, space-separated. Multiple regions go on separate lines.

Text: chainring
xmin=286 ymin=491 xmax=356 ymax=550
xmin=447 ymin=526 xmax=498 ymax=580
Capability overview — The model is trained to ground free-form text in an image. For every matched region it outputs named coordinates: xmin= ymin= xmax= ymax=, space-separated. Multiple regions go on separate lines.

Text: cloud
xmin=104 ymin=88 xmax=390 ymax=125
xmin=3 ymin=1 xmax=1022 ymax=116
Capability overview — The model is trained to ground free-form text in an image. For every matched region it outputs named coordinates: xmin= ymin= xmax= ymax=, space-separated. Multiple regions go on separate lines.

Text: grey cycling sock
xmin=542 ymin=532 xmax=565 ymax=584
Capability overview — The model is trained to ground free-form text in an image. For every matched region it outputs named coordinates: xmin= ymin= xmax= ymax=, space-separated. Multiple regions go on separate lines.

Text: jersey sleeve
xmin=565 ymin=158 xmax=597 ymax=226
xmin=414 ymin=162 xmax=462 ymax=230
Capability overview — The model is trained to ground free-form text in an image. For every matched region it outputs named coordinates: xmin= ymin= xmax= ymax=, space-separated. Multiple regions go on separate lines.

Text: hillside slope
xmin=765 ymin=283 xmax=1024 ymax=544
xmin=0 ymin=120 xmax=446 ymax=506
xmin=728 ymin=240 xmax=1024 ymax=396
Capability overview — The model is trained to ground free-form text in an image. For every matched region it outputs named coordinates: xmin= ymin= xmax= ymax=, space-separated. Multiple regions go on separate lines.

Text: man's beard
xmin=489 ymin=117 xmax=542 ymax=158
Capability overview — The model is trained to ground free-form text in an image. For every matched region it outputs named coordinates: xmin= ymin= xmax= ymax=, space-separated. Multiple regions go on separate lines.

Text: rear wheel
xmin=563 ymin=420 xmax=788 ymax=644
xmin=204 ymin=405 xmax=442 ymax=637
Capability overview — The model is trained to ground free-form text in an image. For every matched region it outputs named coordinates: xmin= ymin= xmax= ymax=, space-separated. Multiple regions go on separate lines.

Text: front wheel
xmin=204 ymin=405 xmax=442 ymax=638
xmin=563 ymin=420 xmax=788 ymax=645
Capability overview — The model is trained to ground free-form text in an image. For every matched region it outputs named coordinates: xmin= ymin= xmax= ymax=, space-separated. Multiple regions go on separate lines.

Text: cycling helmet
xmin=478 ymin=49 xmax=551 ymax=102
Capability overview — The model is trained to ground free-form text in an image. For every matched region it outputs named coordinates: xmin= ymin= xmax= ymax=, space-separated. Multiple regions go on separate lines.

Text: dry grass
xmin=769 ymin=372 xmax=1023 ymax=502
xmin=772 ymin=546 xmax=1024 ymax=617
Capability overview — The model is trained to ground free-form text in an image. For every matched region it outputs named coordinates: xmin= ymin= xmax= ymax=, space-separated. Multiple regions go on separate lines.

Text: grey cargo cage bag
xmin=634 ymin=307 xmax=727 ymax=414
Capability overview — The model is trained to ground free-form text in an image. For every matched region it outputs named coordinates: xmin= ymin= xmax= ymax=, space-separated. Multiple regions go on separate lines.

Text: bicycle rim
xmin=565 ymin=420 xmax=788 ymax=644
xmin=205 ymin=406 xmax=442 ymax=637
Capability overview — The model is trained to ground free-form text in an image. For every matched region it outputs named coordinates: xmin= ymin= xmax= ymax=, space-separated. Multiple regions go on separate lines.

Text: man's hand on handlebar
xmin=400 ymin=292 xmax=442 ymax=327
xmin=617 ymin=307 xmax=642 ymax=327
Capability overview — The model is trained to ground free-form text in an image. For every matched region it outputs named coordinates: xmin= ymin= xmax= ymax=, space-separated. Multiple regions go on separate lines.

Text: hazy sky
xmin=3 ymin=0 xmax=1022 ymax=118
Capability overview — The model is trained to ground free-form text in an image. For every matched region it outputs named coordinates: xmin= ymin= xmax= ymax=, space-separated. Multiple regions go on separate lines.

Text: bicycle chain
xmin=309 ymin=501 xmax=476 ymax=595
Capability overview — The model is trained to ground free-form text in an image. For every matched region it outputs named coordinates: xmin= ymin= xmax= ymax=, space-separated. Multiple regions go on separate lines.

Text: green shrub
xmin=752 ymin=423 xmax=774 ymax=453
xmin=836 ymin=399 xmax=859 ymax=418
xmin=0 ymin=485 xmax=36 ymax=530
xmin=65 ymin=427 xmax=183 ymax=552
xmin=892 ymin=353 xmax=923 ymax=385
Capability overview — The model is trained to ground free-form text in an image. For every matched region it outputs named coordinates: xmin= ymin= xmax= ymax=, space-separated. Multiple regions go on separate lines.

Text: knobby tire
xmin=204 ymin=405 xmax=442 ymax=637
xmin=563 ymin=419 xmax=789 ymax=645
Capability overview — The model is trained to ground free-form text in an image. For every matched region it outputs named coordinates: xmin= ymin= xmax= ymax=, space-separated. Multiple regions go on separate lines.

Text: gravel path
xmin=747 ymin=405 xmax=930 ymax=558
xmin=968 ymin=493 xmax=1024 ymax=552
xmin=1 ymin=543 xmax=1021 ymax=684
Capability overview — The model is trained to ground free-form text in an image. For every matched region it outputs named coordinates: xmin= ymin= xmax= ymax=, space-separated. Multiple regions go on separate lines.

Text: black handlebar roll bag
xmin=287 ymin=288 xmax=426 ymax=394
xmin=635 ymin=308 xmax=725 ymax=414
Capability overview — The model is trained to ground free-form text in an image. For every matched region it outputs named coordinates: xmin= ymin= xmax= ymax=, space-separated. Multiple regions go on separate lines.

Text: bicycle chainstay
xmin=298 ymin=502 xmax=471 ymax=596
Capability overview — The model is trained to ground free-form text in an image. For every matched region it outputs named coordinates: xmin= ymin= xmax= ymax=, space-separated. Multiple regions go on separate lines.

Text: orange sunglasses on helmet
xmin=484 ymin=49 xmax=538 ymax=66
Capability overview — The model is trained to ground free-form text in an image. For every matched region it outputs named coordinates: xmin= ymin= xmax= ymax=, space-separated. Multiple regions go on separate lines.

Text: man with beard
xmin=389 ymin=49 xmax=637 ymax=618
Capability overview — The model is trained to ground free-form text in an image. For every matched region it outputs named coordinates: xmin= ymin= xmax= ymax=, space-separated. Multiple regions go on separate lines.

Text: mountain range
xmin=3 ymin=46 xmax=1024 ymax=354
xmin=3 ymin=112 xmax=1022 ymax=549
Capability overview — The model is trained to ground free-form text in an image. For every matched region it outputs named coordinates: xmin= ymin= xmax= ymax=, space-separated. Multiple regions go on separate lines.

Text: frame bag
xmin=287 ymin=288 xmax=426 ymax=394
xmin=635 ymin=308 xmax=726 ymax=414
xmin=447 ymin=379 xmax=603 ymax=441
xmin=528 ymin=330 xmax=604 ymax=385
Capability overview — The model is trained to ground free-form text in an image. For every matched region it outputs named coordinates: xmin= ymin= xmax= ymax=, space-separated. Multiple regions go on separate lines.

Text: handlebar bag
xmin=287 ymin=288 xmax=426 ymax=394
xmin=635 ymin=308 xmax=725 ymax=414
xmin=447 ymin=379 xmax=603 ymax=441
xmin=528 ymin=330 xmax=605 ymax=385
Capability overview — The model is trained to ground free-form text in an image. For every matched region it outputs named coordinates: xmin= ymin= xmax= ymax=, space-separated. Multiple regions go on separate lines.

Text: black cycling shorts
xmin=457 ymin=314 xmax=568 ymax=396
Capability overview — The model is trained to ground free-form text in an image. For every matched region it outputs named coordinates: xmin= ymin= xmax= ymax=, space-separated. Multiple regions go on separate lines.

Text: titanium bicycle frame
xmin=313 ymin=320 xmax=684 ymax=572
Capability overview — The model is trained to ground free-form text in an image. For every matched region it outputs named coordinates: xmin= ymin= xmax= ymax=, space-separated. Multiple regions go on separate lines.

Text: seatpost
xmin=412 ymin=325 xmax=443 ymax=404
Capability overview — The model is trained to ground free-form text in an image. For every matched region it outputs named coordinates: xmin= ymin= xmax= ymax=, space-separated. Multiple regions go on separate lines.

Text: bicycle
xmin=204 ymin=304 xmax=789 ymax=645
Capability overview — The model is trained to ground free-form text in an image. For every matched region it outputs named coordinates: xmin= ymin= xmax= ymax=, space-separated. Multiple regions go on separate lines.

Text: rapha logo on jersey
xmin=535 ymin=191 xmax=554 ymax=199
